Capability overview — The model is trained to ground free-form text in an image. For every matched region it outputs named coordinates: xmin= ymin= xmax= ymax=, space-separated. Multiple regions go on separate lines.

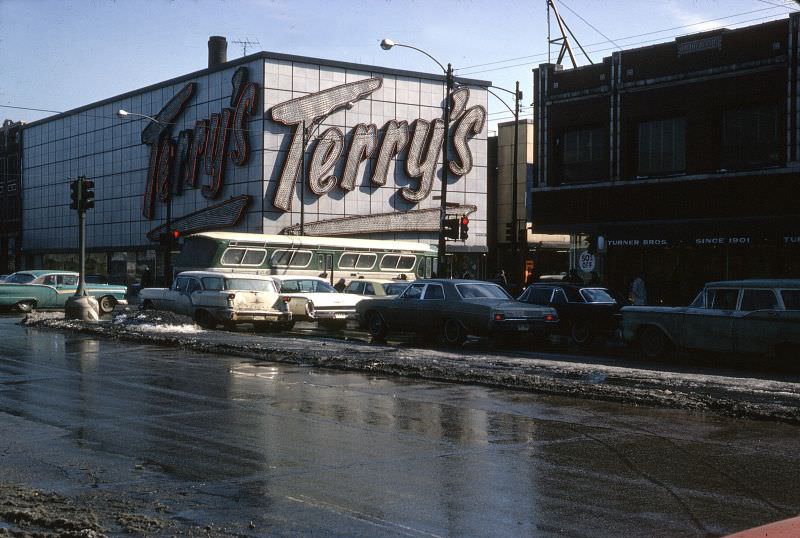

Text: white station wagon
xmin=139 ymin=271 xmax=292 ymax=331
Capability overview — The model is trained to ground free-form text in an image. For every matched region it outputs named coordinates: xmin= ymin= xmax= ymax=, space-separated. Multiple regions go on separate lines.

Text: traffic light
xmin=171 ymin=229 xmax=181 ymax=241
xmin=459 ymin=216 xmax=469 ymax=241
xmin=443 ymin=217 xmax=459 ymax=240
xmin=69 ymin=180 xmax=81 ymax=210
xmin=81 ymin=178 xmax=95 ymax=211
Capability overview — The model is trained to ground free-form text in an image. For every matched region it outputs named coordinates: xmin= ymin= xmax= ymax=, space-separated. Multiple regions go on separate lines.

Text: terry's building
xmin=533 ymin=14 xmax=800 ymax=305
xmin=19 ymin=38 xmax=489 ymax=282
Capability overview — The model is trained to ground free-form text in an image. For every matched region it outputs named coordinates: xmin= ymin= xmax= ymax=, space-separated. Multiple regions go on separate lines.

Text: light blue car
xmin=0 ymin=270 xmax=128 ymax=314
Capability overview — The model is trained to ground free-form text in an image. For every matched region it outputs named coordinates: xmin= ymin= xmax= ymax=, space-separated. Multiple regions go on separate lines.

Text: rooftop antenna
xmin=547 ymin=0 xmax=593 ymax=68
xmin=231 ymin=37 xmax=261 ymax=57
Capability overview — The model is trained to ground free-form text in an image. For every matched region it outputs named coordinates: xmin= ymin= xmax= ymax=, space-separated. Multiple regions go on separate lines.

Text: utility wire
xmin=558 ymin=0 xmax=623 ymax=52
xmin=456 ymin=5 xmax=791 ymax=73
xmin=458 ymin=11 xmax=794 ymax=76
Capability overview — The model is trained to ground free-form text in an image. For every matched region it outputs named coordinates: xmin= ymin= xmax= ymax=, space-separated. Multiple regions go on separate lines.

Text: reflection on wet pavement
xmin=0 ymin=315 xmax=798 ymax=536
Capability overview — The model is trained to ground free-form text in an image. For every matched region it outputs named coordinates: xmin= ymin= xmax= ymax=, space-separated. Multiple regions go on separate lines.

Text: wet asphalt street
xmin=1 ymin=314 xmax=799 ymax=537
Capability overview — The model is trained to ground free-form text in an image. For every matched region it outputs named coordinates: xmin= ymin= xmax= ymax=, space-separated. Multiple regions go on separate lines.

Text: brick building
xmin=533 ymin=14 xmax=800 ymax=305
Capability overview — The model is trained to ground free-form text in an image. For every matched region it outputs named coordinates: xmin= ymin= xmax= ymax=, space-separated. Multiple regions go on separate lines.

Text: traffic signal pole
xmin=65 ymin=176 xmax=99 ymax=320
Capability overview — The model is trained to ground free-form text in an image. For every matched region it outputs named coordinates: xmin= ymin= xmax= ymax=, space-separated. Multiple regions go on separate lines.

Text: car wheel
xmin=98 ymin=295 xmax=116 ymax=314
xmin=640 ymin=326 xmax=668 ymax=359
xmin=570 ymin=321 xmax=592 ymax=346
xmin=15 ymin=300 xmax=35 ymax=313
xmin=442 ymin=318 xmax=466 ymax=347
xmin=140 ymin=300 xmax=154 ymax=310
xmin=253 ymin=321 xmax=275 ymax=333
xmin=277 ymin=320 xmax=295 ymax=331
xmin=320 ymin=319 xmax=347 ymax=330
xmin=194 ymin=310 xmax=217 ymax=330
xmin=368 ymin=312 xmax=387 ymax=341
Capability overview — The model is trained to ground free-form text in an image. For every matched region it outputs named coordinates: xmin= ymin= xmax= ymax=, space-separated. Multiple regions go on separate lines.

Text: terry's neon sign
xmin=139 ymin=67 xmax=257 ymax=219
xmin=267 ymin=77 xmax=487 ymax=211
xmin=139 ymin=70 xmax=486 ymax=219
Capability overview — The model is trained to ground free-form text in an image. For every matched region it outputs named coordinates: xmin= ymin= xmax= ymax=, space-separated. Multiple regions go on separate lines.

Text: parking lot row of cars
xmin=2 ymin=269 xmax=799 ymax=361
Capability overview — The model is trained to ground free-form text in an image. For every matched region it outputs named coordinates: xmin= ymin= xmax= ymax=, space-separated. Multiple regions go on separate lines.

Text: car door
xmin=733 ymin=288 xmax=780 ymax=354
xmin=681 ymin=287 xmax=738 ymax=352
xmin=54 ymin=274 xmax=79 ymax=307
xmin=176 ymin=278 xmax=202 ymax=315
xmin=385 ymin=283 xmax=425 ymax=329
xmin=417 ymin=283 xmax=445 ymax=332
xmin=160 ymin=277 xmax=189 ymax=312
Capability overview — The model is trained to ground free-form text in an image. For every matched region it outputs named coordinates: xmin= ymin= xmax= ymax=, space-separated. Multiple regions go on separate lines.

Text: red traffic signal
xmin=459 ymin=215 xmax=469 ymax=241
xmin=171 ymin=229 xmax=180 ymax=240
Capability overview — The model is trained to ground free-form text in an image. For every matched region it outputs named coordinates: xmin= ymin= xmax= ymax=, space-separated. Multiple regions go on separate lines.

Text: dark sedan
xmin=356 ymin=279 xmax=558 ymax=346
xmin=518 ymin=283 xmax=626 ymax=345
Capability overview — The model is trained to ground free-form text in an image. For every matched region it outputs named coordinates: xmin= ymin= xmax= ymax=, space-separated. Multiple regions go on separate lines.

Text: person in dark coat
xmin=140 ymin=266 xmax=153 ymax=288
xmin=495 ymin=269 xmax=508 ymax=289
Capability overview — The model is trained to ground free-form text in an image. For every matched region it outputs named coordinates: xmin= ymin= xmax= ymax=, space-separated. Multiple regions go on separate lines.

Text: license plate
xmin=335 ymin=313 xmax=347 ymax=319
xmin=516 ymin=324 xmax=529 ymax=331
xmin=253 ymin=316 xmax=266 ymax=320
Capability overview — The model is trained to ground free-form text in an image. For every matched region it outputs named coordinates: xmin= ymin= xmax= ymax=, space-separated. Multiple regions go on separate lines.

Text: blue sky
xmin=1 ymin=0 xmax=797 ymax=131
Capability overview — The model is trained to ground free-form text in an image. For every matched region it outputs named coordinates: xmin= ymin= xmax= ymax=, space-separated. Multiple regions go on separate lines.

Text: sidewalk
xmin=22 ymin=310 xmax=800 ymax=423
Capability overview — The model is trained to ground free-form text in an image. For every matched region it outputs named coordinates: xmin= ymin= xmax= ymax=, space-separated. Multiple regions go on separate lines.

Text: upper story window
xmin=722 ymin=104 xmax=779 ymax=170
xmin=560 ymin=126 xmax=607 ymax=183
xmin=637 ymin=118 xmax=686 ymax=176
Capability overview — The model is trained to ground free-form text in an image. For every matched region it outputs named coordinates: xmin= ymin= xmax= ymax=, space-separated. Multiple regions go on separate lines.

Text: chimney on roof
xmin=208 ymin=36 xmax=228 ymax=69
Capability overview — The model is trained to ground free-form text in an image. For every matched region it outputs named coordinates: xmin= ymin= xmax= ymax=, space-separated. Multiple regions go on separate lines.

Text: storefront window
xmin=722 ymin=104 xmax=779 ymax=170
xmin=560 ymin=126 xmax=607 ymax=183
xmin=637 ymin=118 xmax=686 ymax=176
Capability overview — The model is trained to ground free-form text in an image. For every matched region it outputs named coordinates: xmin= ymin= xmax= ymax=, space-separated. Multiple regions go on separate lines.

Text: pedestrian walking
xmin=495 ymin=269 xmax=508 ymax=289
xmin=140 ymin=266 xmax=153 ymax=288
xmin=629 ymin=273 xmax=647 ymax=305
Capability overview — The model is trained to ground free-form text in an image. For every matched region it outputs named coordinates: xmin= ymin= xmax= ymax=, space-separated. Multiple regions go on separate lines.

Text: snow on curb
xmin=20 ymin=310 xmax=800 ymax=423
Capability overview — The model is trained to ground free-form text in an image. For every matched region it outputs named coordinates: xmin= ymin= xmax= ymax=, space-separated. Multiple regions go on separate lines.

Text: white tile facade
xmin=21 ymin=55 xmax=488 ymax=253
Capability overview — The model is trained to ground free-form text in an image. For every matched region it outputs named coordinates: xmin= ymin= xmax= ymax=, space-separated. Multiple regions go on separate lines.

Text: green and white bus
xmin=174 ymin=231 xmax=438 ymax=284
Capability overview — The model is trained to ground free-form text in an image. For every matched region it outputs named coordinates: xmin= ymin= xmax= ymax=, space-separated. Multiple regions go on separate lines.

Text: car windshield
xmin=280 ymin=279 xmax=336 ymax=293
xmin=580 ymin=288 xmax=616 ymax=303
xmin=456 ymin=282 xmax=511 ymax=299
xmin=383 ymin=283 xmax=409 ymax=295
xmin=5 ymin=273 xmax=36 ymax=284
xmin=225 ymin=278 xmax=276 ymax=292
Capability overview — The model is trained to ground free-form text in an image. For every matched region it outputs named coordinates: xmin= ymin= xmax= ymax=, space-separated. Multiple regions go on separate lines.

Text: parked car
xmin=518 ymin=283 xmax=626 ymax=345
xmin=0 ymin=275 xmax=8 ymax=282
xmin=271 ymin=275 xmax=363 ymax=328
xmin=356 ymin=279 xmax=559 ymax=346
xmin=622 ymin=279 xmax=800 ymax=359
xmin=343 ymin=278 xmax=410 ymax=298
xmin=139 ymin=271 xmax=292 ymax=331
xmin=0 ymin=270 xmax=128 ymax=314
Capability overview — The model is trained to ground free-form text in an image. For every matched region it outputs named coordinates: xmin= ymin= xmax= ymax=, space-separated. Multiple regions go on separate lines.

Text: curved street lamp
xmin=381 ymin=38 xmax=454 ymax=277
xmin=486 ymin=83 xmax=523 ymax=269
xmin=115 ymin=109 xmax=163 ymax=123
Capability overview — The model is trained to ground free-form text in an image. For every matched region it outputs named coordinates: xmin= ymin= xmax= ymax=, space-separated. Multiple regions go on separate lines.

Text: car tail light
xmin=544 ymin=313 xmax=556 ymax=322
xmin=281 ymin=296 xmax=291 ymax=303
xmin=494 ymin=313 xmax=505 ymax=321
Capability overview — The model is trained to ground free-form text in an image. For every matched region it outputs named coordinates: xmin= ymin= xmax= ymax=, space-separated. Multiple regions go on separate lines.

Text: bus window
xmin=339 ymin=253 xmax=357 ymax=269
xmin=242 ymin=249 xmax=267 ymax=266
xmin=221 ymin=248 xmax=246 ymax=265
xmin=356 ymin=253 xmax=377 ymax=269
xmin=397 ymin=256 xmax=415 ymax=271
xmin=380 ymin=255 xmax=399 ymax=269
xmin=380 ymin=254 xmax=415 ymax=271
xmin=271 ymin=249 xmax=313 ymax=268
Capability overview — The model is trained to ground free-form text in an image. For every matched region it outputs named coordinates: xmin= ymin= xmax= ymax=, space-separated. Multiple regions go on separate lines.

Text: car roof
xmin=177 ymin=271 xmax=273 ymax=279
xmin=705 ymin=279 xmax=800 ymax=288
xmin=11 ymin=270 xmax=77 ymax=277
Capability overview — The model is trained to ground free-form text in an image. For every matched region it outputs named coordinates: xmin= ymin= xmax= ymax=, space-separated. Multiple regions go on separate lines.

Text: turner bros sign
xmin=138 ymin=66 xmax=486 ymax=221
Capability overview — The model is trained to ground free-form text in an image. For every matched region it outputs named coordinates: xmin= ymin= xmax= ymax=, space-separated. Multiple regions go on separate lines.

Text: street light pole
xmin=511 ymin=80 xmax=520 ymax=261
xmin=300 ymin=120 xmax=306 ymax=236
xmin=485 ymin=83 xmax=523 ymax=280
xmin=381 ymin=39 xmax=452 ymax=276
xmin=438 ymin=63 xmax=454 ymax=276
